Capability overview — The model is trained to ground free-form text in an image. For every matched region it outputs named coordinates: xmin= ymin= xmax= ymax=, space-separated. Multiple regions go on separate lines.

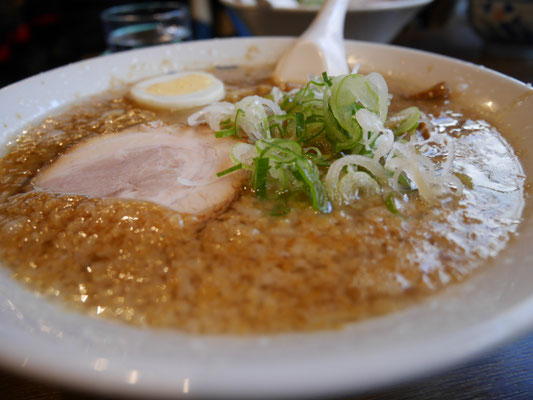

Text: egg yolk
xmin=146 ymin=74 xmax=212 ymax=96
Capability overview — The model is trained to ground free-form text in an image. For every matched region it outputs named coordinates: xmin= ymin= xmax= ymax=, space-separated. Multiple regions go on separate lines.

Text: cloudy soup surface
xmin=0 ymin=65 xmax=524 ymax=334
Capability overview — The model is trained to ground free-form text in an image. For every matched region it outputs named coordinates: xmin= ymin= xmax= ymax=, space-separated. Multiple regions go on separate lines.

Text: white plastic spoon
xmin=272 ymin=0 xmax=350 ymax=84
xmin=258 ymin=0 xmax=299 ymax=8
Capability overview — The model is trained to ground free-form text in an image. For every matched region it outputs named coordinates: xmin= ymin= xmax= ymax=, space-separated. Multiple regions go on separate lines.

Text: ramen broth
xmin=0 ymin=67 xmax=524 ymax=333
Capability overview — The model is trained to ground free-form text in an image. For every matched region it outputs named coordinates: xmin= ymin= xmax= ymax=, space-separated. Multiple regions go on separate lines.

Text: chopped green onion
xmin=216 ymin=163 xmax=243 ymax=177
xmin=295 ymin=112 xmax=305 ymax=140
xmin=234 ymin=109 xmax=245 ymax=138
xmin=215 ymin=128 xmax=236 ymax=138
xmin=332 ymin=74 xmax=379 ymax=134
xmin=303 ymin=147 xmax=330 ymax=166
xmin=398 ymin=173 xmax=412 ymax=190
xmin=215 ymin=109 xmax=245 ymax=138
xmin=252 ymin=157 xmax=270 ymax=198
xmin=324 ymin=104 xmax=350 ymax=144
xmin=387 ymin=106 xmax=420 ymax=136
xmin=202 ymin=70 xmax=460 ymax=214
xmin=219 ymin=117 xmax=232 ymax=129
xmin=294 ymin=158 xmax=331 ymax=213
xmin=256 ymin=139 xmax=302 ymax=163
xmin=334 ymin=136 xmax=362 ymax=152
xmin=322 ymin=72 xmax=332 ymax=87
xmin=385 ymin=193 xmax=404 ymax=217
xmin=230 ymin=142 xmax=255 ymax=168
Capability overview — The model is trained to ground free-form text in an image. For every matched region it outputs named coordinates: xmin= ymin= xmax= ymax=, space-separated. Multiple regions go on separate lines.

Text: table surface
xmin=1 ymin=2 xmax=533 ymax=399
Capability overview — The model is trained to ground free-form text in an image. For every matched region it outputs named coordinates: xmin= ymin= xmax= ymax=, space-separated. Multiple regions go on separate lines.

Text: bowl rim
xmin=220 ymin=0 xmax=434 ymax=12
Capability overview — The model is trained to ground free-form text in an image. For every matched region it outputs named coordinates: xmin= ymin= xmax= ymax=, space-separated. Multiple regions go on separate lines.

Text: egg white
xmin=130 ymin=71 xmax=225 ymax=110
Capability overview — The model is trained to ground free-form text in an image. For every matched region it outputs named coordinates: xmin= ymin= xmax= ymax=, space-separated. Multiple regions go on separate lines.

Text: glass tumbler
xmin=101 ymin=2 xmax=192 ymax=52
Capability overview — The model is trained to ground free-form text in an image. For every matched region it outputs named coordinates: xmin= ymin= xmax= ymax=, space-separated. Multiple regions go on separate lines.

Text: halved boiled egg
xmin=130 ymin=71 xmax=225 ymax=110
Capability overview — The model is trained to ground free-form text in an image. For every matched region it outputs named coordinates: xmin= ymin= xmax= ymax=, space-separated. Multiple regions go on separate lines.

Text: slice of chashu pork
xmin=34 ymin=123 xmax=245 ymax=217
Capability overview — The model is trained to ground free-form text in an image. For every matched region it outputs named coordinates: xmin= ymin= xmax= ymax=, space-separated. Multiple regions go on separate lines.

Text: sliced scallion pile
xmin=188 ymin=71 xmax=463 ymax=214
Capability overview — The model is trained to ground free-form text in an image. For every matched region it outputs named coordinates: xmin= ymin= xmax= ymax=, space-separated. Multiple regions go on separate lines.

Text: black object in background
xmin=0 ymin=0 xmax=189 ymax=87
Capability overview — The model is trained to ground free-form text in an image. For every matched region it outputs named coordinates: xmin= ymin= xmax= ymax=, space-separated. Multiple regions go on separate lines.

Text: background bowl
xmin=0 ymin=37 xmax=532 ymax=398
xmin=469 ymin=0 xmax=533 ymax=44
xmin=221 ymin=0 xmax=434 ymax=42
xmin=468 ymin=0 xmax=533 ymax=58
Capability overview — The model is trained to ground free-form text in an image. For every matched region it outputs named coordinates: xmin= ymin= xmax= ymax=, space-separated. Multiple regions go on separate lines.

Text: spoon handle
xmin=302 ymin=0 xmax=349 ymax=42
xmin=273 ymin=0 xmax=350 ymax=83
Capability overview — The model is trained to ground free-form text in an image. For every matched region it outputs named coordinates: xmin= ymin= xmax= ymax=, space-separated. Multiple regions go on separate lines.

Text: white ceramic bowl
xmin=0 ymin=38 xmax=532 ymax=398
xmin=221 ymin=0 xmax=434 ymax=42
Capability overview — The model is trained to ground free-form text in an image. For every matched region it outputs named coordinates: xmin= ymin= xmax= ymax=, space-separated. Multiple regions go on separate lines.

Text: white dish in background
xmin=0 ymin=37 xmax=532 ymax=398
xmin=221 ymin=0 xmax=434 ymax=42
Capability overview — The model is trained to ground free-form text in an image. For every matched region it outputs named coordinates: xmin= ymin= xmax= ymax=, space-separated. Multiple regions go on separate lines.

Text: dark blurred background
xmin=0 ymin=0 xmax=531 ymax=88
xmin=0 ymin=0 xmax=126 ymax=87
xmin=0 ymin=0 xmax=238 ymax=87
